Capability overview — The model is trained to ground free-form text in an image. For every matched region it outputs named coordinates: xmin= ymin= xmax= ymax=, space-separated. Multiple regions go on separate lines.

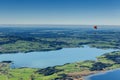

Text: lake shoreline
xmin=0 ymin=61 xmax=119 ymax=80
xmin=1 ymin=50 xmax=120 ymax=80
xmin=0 ymin=44 xmax=119 ymax=54
xmin=0 ymin=46 xmax=120 ymax=80
xmin=0 ymin=45 xmax=117 ymax=68
xmin=82 ymin=70 xmax=111 ymax=80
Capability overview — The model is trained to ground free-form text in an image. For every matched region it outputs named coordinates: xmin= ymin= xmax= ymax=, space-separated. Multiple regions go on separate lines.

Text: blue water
xmin=0 ymin=46 xmax=117 ymax=68
xmin=85 ymin=69 xmax=120 ymax=80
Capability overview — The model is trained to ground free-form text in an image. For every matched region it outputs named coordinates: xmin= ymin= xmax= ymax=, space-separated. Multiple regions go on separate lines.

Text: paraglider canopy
xmin=94 ymin=25 xmax=97 ymax=29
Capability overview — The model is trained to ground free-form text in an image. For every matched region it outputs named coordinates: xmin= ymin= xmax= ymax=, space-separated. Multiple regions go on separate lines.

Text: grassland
xmin=0 ymin=27 xmax=120 ymax=53
xmin=1 ymin=51 xmax=120 ymax=80
xmin=0 ymin=26 xmax=120 ymax=80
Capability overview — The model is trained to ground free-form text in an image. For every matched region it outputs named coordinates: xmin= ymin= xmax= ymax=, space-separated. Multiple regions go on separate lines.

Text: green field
xmin=0 ymin=27 xmax=120 ymax=53
xmin=0 ymin=27 xmax=120 ymax=80
xmin=1 ymin=51 xmax=120 ymax=80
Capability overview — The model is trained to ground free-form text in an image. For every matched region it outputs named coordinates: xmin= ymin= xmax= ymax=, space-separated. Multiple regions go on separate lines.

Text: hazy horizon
xmin=0 ymin=24 xmax=120 ymax=29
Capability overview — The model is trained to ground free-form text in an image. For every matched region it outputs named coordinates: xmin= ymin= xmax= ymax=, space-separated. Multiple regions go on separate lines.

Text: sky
xmin=0 ymin=0 xmax=120 ymax=25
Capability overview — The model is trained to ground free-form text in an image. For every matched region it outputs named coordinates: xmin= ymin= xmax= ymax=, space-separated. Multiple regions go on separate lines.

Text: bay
xmin=85 ymin=69 xmax=120 ymax=80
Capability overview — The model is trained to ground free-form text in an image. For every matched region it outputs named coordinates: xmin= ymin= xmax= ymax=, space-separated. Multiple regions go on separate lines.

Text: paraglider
xmin=93 ymin=25 xmax=98 ymax=34
xmin=94 ymin=25 xmax=97 ymax=29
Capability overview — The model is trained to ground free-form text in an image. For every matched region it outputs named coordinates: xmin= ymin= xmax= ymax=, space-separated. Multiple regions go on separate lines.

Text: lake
xmin=85 ymin=69 xmax=120 ymax=80
xmin=0 ymin=46 xmax=117 ymax=68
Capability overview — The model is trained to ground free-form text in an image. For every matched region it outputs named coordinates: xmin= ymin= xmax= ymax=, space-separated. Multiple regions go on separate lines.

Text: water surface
xmin=0 ymin=46 xmax=117 ymax=68
xmin=85 ymin=69 xmax=120 ymax=80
